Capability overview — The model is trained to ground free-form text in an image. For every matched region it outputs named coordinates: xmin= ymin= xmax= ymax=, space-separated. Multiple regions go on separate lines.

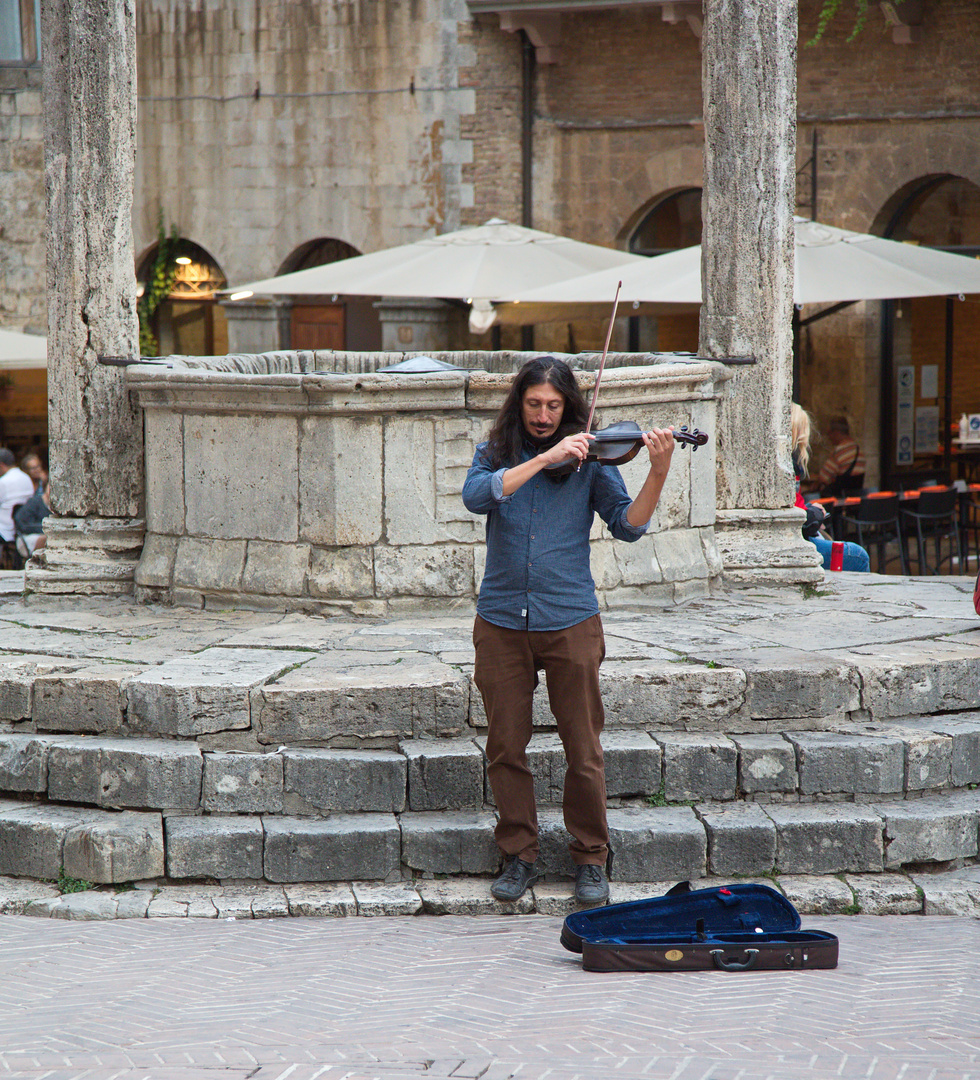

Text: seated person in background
xmin=20 ymin=452 xmax=47 ymax=493
xmin=0 ymin=448 xmax=36 ymax=545
xmin=792 ymin=405 xmax=870 ymax=573
xmin=816 ymin=416 xmax=866 ymax=496
xmin=14 ymin=479 xmax=50 ymax=558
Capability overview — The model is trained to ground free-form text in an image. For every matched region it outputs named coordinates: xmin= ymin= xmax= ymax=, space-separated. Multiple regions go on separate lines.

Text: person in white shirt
xmin=0 ymin=449 xmax=36 ymax=543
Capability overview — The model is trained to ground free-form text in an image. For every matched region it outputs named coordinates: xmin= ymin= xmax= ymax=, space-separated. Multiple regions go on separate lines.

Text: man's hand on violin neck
xmin=538 ymin=431 xmax=595 ymax=467
xmin=642 ymin=428 xmax=675 ymax=477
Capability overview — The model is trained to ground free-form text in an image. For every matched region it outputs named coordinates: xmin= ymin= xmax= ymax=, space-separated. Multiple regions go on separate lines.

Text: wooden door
xmin=291 ymin=304 xmax=345 ymax=350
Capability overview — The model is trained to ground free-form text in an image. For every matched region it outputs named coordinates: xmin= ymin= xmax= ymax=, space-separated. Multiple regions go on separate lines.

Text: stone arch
xmin=614 ymin=144 xmax=703 ymax=245
xmin=275 ymin=237 xmax=381 ymax=351
xmin=869 ymin=173 xmax=980 ymax=485
xmin=135 ymin=238 xmax=228 ymax=357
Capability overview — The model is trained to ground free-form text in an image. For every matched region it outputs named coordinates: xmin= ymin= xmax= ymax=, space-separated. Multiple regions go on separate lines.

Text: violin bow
xmin=584 ymin=279 xmax=622 ymax=438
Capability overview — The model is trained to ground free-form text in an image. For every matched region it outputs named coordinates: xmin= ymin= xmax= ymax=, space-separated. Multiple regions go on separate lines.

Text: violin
xmin=543 ymin=279 xmax=711 ymax=478
xmin=545 ymin=422 xmax=709 ymax=477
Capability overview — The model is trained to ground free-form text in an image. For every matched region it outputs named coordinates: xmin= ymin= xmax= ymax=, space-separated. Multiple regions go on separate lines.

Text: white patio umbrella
xmin=220 ymin=218 xmax=645 ymax=331
xmin=0 ymin=327 xmax=46 ymax=369
xmin=497 ymin=218 xmax=980 ymax=318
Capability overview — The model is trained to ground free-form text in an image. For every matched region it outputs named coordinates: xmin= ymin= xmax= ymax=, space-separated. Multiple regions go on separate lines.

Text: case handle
xmin=710 ymin=948 xmax=760 ymax=972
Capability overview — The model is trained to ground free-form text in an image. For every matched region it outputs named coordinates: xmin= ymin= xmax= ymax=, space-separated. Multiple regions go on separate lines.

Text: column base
xmin=715 ymin=508 xmax=823 ymax=584
xmin=25 ymin=517 xmax=145 ymax=597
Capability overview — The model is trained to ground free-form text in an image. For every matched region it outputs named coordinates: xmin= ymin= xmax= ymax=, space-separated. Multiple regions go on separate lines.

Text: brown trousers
xmin=473 ymin=614 xmax=608 ymax=866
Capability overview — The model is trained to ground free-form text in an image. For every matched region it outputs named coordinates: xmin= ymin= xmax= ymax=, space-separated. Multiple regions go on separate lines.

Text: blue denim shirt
xmin=462 ymin=442 xmax=648 ymax=631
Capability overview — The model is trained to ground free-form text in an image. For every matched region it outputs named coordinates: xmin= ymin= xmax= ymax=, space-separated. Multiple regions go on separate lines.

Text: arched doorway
xmin=136 ymin=239 xmax=228 ymax=357
xmin=279 ymin=238 xmax=382 ymax=351
xmin=627 ymin=188 xmax=702 ymax=352
xmin=877 ymin=175 xmax=980 ymax=484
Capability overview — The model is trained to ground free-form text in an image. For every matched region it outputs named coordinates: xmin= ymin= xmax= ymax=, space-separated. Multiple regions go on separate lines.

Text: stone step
xmin=0 ymin=789 xmax=976 ymax=887
xmin=3 ymin=719 xmax=979 ymax=816
xmin=4 ymin=639 xmax=980 ymax=740
xmin=10 ymin=869 xmax=980 ymax=921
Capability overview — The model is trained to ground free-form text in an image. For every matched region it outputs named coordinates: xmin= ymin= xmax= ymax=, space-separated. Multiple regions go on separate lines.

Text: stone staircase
xmin=1 ymin=644 xmax=978 ymax=895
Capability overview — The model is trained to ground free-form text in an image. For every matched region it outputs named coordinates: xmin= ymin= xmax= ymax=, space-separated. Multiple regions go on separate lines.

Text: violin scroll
xmin=672 ymin=425 xmax=709 ymax=452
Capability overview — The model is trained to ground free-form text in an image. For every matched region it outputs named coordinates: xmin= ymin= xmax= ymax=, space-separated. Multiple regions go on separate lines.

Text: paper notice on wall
xmin=920 ymin=365 xmax=939 ymax=399
xmin=915 ymin=405 xmax=940 ymax=455
xmin=896 ymin=365 xmax=915 ymax=465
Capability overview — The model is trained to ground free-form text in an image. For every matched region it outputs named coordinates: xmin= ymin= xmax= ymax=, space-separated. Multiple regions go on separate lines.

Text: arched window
xmin=136 ymin=239 xmax=228 ymax=357
xmin=630 ymin=188 xmax=702 ymax=256
xmin=628 ymin=189 xmax=702 ymax=351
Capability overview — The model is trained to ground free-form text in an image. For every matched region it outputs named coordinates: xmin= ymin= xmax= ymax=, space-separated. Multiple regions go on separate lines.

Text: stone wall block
xmin=945 ymin=718 xmax=980 ymax=787
xmin=144 ymin=408 xmax=184 ymax=535
xmin=607 ymin=807 xmax=707 ymax=882
xmin=263 ymin=814 xmax=400 ymax=882
xmin=0 ymin=734 xmax=50 ymax=793
xmin=601 ymin=663 xmax=747 ymax=730
xmin=697 ymin=803 xmax=777 ymax=877
xmin=299 ymin=415 xmax=382 ymax=546
xmin=0 ymin=660 xmax=83 ymax=722
xmin=400 ymin=738 xmax=483 ymax=811
xmin=902 ymin=730 xmax=953 ymax=792
xmin=282 ymin=748 xmax=406 ymax=813
xmin=127 ymin=648 xmax=313 ymax=737
xmin=46 ymin=738 xmax=102 ymax=804
xmin=855 ymin=646 xmax=980 ymax=719
xmin=64 ymin=811 xmax=164 ymax=883
xmin=873 ymin=793 xmax=979 ymax=869
xmin=788 ymin=733 xmax=904 ymax=796
xmin=732 ymin=734 xmax=797 ymax=794
xmin=384 ymin=418 xmax=444 ymax=546
xmin=399 ymin=810 xmax=498 ymax=874
xmin=647 ymin=529 xmax=708 ymax=583
xmin=173 ymin=537 xmax=246 ymax=593
xmin=602 ymin=732 xmax=663 ymax=798
xmin=203 ymin=751 xmax=284 ymax=813
xmin=254 ymin=655 xmax=469 ymax=744
xmin=766 ymin=804 xmax=884 ymax=874
xmin=308 ymin=547 xmax=374 ymax=599
xmin=242 ymin=541 xmax=310 ymax=597
xmin=165 ymin=814 xmax=264 ymax=880
xmin=98 ymin=739 xmax=203 ymax=810
xmin=374 ymin=544 xmax=473 ymax=598
xmin=657 ymin=733 xmax=737 ymax=801
xmin=184 ymin=412 xmax=299 ymax=542
xmin=135 ymin=533 xmax=178 ymax=589
xmin=738 ymin=654 xmax=861 ymax=720
xmin=0 ymin=803 xmax=102 ymax=879
xmin=33 ymin=664 xmax=141 ymax=734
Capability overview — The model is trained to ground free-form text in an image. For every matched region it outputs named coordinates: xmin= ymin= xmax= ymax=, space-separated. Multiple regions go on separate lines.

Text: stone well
xmin=127 ymin=351 xmax=733 ymax=615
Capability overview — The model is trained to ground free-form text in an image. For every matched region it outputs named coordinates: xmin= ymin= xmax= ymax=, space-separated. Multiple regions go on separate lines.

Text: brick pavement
xmin=0 ymin=913 xmax=978 ymax=1080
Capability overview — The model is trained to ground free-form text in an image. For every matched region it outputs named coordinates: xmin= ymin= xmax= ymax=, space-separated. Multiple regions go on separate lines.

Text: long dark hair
xmin=484 ymin=356 xmax=589 ymax=469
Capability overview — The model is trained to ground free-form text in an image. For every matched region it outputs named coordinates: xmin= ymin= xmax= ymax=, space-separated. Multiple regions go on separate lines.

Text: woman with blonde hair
xmin=792 ymin=404 xmax=870 ymax=572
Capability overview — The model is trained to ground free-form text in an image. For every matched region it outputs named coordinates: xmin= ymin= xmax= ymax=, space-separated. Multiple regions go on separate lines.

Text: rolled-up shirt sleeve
xmin=462 ymin=444 xmax=513 ymax=514
xmin=592 ymin=464 xmax=648 ymax=542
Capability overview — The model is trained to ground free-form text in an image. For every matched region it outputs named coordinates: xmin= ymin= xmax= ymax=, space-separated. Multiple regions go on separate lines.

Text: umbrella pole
xmin=792 ymin=306 xmax=800 ymax=401
xmin=944 ymin=296 xmax=954 ymax=478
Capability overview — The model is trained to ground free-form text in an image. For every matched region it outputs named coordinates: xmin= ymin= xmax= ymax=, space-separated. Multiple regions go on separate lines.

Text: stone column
xmin=28 ymin=0 xmax=144 ymax=595
xmin=699 ymin=0 xmax=820 ymax=583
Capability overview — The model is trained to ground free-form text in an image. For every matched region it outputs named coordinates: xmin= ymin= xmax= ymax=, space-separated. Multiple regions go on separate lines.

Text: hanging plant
xmin=137 ymin=214 xmax=181 ymax=357
xmin=808 ymin=0 xmax=904 ymax=44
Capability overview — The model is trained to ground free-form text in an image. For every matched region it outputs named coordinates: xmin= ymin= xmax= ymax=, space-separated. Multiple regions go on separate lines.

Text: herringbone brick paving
xmin=0 ymin=914 xmax=978 ymax=1079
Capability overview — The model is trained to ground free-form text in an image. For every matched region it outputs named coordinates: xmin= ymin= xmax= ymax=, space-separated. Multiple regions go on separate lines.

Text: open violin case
xmin=561 ymin=882 xmax=839 ymax=973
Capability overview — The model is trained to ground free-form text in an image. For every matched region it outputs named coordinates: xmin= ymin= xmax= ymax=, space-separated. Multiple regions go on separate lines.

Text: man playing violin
xmin=462 ymin=355 xmax=675 ymax=904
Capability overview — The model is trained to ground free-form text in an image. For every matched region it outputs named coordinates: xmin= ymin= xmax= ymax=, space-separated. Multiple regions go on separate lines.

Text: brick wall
xmin=0 ymin=67 xmax=45 ymax=333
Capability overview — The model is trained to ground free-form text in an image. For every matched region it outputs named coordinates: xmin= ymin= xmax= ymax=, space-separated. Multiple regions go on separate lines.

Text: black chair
xmin=958 ymin=487 xmax=980 ymax=571
xmin=902 ymin=486 xmax=963 ymax=575
xmin=839 ymin=493 xmax=909 ymax=575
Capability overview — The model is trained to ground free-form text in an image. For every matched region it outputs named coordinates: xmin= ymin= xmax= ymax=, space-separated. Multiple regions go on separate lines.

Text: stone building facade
xmin=1 ymin=0 xmax=979 ymax=485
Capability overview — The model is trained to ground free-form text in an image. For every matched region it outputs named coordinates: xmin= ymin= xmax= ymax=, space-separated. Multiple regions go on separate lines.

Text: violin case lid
xmin=561 ymin=882 xmax=839 ymax=973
